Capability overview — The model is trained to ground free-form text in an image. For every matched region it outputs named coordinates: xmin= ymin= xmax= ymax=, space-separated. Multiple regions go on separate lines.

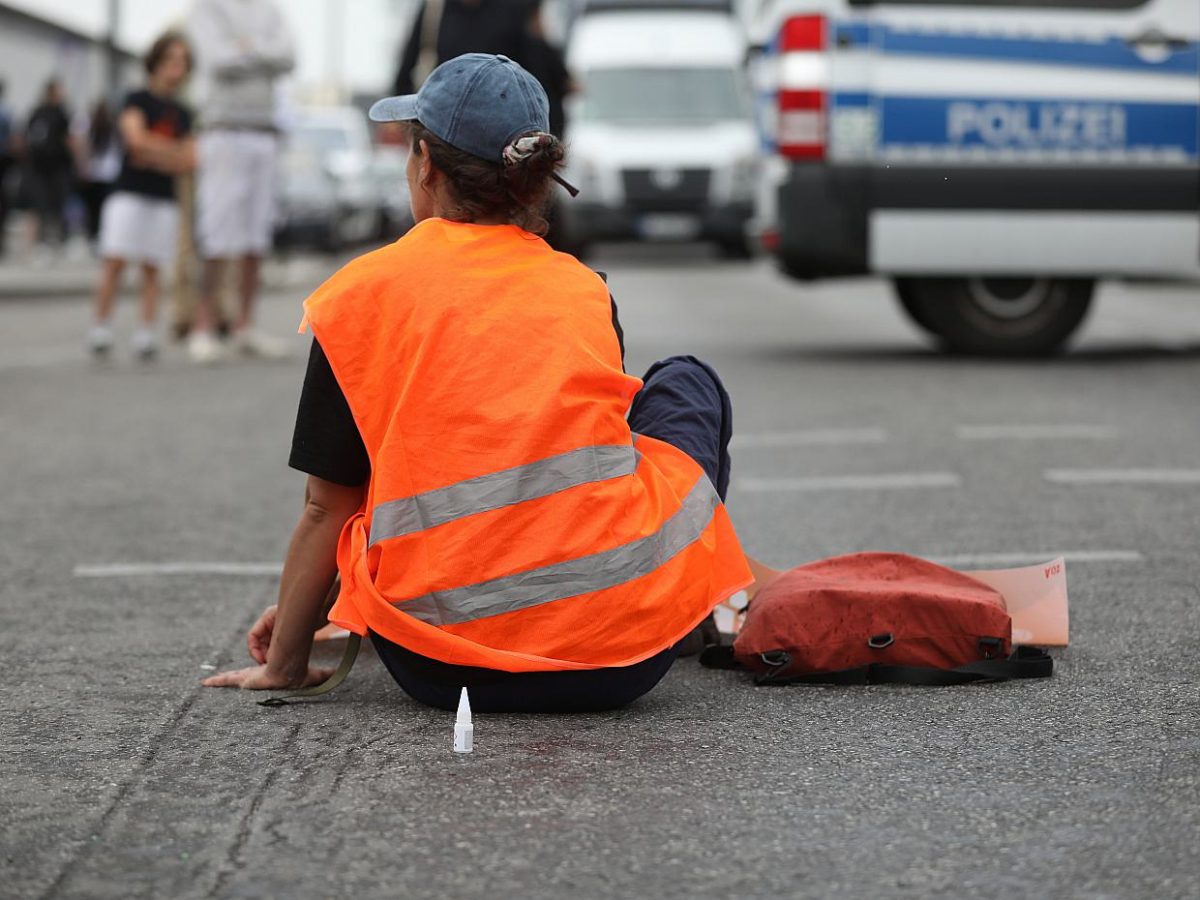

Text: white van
xmin=746 ymin=0 xmax=1199 ymax=353
xmin=563 ymin=1 xmax=761 ymax=256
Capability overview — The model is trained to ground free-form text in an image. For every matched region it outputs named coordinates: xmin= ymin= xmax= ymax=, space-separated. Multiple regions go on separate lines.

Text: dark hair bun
xmin=502 ymin=132 xmax=565 ymax=170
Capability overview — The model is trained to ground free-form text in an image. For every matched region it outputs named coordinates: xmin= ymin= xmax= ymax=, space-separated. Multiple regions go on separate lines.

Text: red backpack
xmin=702 ymin=553 xmax=1052 ymax=685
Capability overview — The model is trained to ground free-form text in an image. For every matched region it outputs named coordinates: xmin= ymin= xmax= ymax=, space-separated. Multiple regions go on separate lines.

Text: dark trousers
xmin=78 ymin=180 xmax=112 ymax=243
xmin=372 ymin=355 xmax=734 ymax=712
xmin=28 ymin=166 xmax=70 ymax=246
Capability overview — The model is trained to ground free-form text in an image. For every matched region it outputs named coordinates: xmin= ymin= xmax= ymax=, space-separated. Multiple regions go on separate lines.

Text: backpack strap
xmin=698 ymin=643 xmax=738 ymax=670
xmin=754 ymin=646 xmax=1052 ymax=686
xmin=257 ymin=633 xmax=362 ymax=707
xmin=698 ymin=629 xmax=740 ymax=670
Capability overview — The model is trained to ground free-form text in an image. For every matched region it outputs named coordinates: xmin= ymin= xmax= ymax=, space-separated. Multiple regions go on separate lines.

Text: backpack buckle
xmin=978 ymin=637 xmax=1004 ymax=659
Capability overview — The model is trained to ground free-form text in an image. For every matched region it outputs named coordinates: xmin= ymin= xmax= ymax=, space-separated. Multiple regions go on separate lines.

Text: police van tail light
xmin=776 ymin=14 xmax=827 ymax=161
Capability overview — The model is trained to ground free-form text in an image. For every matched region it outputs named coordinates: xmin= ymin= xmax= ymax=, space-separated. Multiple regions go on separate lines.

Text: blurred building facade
xmin=0 ymin=3 xmax=137 ymax=113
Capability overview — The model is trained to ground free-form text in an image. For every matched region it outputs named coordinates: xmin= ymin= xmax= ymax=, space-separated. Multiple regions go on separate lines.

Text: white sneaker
xmin=188 ymin=330 xmax=223 ymax=364
xmin=132 ymin=327 xmax=158 ymax=362
xmin=233 ymin=328 xmax=290 ymax=360
xmin=87 ymin=323 xmax=114 ymax=358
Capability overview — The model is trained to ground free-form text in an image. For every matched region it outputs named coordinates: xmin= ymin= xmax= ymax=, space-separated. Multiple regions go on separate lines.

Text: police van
xmin=562 ymin=0 xmax=760 ymax=256
xmin=746 ymin=0 xmax=1199 ymax=353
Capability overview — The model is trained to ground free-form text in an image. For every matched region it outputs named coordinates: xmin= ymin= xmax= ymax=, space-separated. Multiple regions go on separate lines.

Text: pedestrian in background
xmin=23 ymin=79 xmax=74 ymax=257
xmin=74 ymin=100 xmax=122 ymax=250
xmin=88 ymin=33 xmax=196 ymax=361
xmin=186 ymin=0 xmax=295 ymax=364
xmin=520 ymin=0 xmax=572 ymax=139
xmin=393 ymin=0 xmax=574 ymax=251
xmin=0 ymin=80 xmax=14 ymax=257
xmin=393 ymin=0 xmax=529 ymax=95
xmin=519 ymin=0 xmax=574 ymax=250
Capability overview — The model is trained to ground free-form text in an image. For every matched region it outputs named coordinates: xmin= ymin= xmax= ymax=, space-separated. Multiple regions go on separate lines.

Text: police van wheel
xmin=905 ymin=277 xmax=1094 ymax=356
xmin=893 ymin=278 xmax=940 ymax=336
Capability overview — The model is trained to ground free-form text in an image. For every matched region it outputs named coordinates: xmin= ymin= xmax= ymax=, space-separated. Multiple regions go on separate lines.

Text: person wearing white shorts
xmin=99 ymin=191 xmax=180 ymax=268
xmin=197 ymin=130 xmax=277 ymax=260
xmin=89 ymin=33 xmax=196 ymax=361
xmin=188 ymin=0 xmax=296 ymax=363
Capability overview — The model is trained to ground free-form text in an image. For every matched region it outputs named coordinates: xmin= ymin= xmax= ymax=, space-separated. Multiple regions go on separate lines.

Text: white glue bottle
xmin=453 ymin=687 xmax=474 ymax=753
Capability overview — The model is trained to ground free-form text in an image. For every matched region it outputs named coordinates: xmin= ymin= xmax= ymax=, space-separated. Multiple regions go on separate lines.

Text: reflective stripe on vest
xmin=369 ymin=442 xmax=641 ymax=547
xmin=392 ymin=473 xmax=721 ymax=626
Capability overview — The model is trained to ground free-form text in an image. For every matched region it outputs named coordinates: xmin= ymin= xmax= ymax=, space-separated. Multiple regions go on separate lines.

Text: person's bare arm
xmin=204 ymin=476 xmax=365 ymax=690
xmin=173 ymin=135 xmax=198 ymax=174
xmin=119 ymin=108 xmax=195 ymax=175
xmin=745 ymin=555 xmax=783 ymax=600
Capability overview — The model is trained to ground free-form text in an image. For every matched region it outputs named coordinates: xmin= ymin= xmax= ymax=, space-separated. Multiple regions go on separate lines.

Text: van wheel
xmin=902 ymin=277 xmax=1095 ymax=356
xmin=893 ymin=278 xmax=940 ymax=336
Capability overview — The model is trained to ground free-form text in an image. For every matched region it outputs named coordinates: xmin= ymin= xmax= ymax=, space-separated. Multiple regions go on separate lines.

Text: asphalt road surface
xmin=2 ymin=246 xmax=1198 ymax=899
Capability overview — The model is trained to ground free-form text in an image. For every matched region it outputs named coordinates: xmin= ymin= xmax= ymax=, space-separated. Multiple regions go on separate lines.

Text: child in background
xmin=88 ymin=32 xmax=196 ymax=360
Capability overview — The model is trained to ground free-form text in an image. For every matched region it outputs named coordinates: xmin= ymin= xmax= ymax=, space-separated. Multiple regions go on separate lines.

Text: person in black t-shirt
xmin=88 ymin=32 xmax=196 ymax=361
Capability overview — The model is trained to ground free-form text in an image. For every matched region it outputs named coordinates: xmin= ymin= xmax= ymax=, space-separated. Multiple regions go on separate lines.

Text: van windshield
xmin=579 ymin=68 xmax=748 ymax=124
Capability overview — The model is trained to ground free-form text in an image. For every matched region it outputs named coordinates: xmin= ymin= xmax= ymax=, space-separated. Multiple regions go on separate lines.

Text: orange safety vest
xmin=303 ymin=218 xmax=752 ymax=672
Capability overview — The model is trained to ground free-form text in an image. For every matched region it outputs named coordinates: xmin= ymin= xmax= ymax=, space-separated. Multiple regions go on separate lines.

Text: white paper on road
xmin=712 ymin=590 xmax=749 ymax=636
xmin=963 ymin=556 xmax=1069 ymax=647
xmin=714 ymin=558 xmax=1069 ymax=647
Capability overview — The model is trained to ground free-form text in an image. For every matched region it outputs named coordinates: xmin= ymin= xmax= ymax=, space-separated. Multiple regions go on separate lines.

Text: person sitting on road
xmin=203 ymin=54 xmax=779 ymax=712
xmin=88 ymin=32 xmax=196 ymax=361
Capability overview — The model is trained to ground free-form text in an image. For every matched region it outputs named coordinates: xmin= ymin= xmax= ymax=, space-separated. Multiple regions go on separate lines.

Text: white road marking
xmin=1044 ymin=469 xmax=1200 ymax=485
xmin=956 ymin=424 xmax=1120 ymax=441
xmin=737 ymin=472 xmax=961 ymax=492
xmin=731 ymin=428 xmax=888 ymax=449
xmin=71 ymin=548 xmax=1146 ymax=582
xmin=73 ymin=562 xmax=283 ymax=578
xmin=0 ymin=349 xmax=88 ymax=372
xmin=930 ymin=550 xmax=1144 ymax=568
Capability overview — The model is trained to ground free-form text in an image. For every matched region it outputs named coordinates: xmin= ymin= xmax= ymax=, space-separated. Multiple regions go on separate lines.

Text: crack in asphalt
xmin=38 ymin=689 xmax=205 ymax=900
xmin=37 ymin=593 xmax=275 ymax=900
xmin=209 ymin=723 xmax=301 ymax=897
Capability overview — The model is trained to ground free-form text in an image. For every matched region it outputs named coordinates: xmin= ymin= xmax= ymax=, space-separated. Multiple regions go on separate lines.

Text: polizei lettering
xmin=947 ymin=101 xmax=1127 ymax=149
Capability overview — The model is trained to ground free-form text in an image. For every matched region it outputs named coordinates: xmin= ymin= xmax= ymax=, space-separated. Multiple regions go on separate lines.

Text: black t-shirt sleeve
xmin=122 ymin=90 xmax=152 ymax=122
xmin=609 ymin=294 xmax=625 ymax=367
xmin=289 ymin=339 xmax=371 ymax=487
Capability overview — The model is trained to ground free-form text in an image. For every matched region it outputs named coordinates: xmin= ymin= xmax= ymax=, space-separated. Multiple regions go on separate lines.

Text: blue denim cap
xmin=369 ymin=53 xmax=550 ymax=162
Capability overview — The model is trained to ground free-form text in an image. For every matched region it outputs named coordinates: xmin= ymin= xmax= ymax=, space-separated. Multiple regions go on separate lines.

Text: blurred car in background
xmin=276 ymin=107 xmax=380 ymax=252
xmin=371 ymin=143 xmax=414 ymax=242
xmin=562 ymin=0 xmax=759 ymax=257
xmin=748 ymin=0 xmax=1199 ymax=354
